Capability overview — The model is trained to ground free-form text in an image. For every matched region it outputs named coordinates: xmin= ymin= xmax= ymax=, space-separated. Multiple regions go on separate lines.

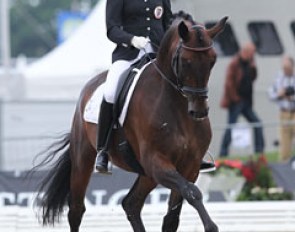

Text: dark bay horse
xmin=35 ymin=12 xmax=228 ymax=232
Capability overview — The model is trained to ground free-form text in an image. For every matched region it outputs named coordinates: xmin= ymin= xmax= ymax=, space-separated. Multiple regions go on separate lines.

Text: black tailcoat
xmin=106 ymin=0 xmax=172 ymax=62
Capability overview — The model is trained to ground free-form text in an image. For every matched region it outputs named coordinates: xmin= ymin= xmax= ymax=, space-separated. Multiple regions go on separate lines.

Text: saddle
xmin=113 ymin=53 xmax=156 ymax=120
xmin=111 ymin=53 xmax=156 ymax=175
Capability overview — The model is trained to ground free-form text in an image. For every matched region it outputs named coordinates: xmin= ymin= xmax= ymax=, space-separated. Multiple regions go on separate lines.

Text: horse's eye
xmin=182 ymin=59 xmax=192 ymax=68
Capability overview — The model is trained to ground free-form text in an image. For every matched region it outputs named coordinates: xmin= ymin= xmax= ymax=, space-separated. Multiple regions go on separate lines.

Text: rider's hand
xmin=131 ymin=36 xmax=150 ymax=49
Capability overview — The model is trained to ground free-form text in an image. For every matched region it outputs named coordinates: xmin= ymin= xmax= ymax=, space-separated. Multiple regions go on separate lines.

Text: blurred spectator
xmin=219 ymin=42 xmax=265 ymax=157
xmin=269 ymin=56 xmax=295 ymax=162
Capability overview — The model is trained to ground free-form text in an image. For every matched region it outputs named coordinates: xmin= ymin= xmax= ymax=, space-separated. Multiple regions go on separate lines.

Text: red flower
xmin=216 ymin=159 xmax=243 ymax=170
xmin=241 ymin=165 xmax=256 ymax=182
xmin=216 ymin=157 xmax=269 ymax=184
xmin=258 ymin=154 xmax=268 ymax=166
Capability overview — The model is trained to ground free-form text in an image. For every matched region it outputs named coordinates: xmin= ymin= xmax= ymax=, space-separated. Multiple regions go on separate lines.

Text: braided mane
xmin=170 ymin=11 xmax=196 ymax=26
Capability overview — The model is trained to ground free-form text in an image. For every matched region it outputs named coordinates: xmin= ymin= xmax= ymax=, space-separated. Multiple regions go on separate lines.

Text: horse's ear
xmin=207 ymin=16 xmax=229 ymax=39
xmin=178 ymin=21 xmax=189 ymax=41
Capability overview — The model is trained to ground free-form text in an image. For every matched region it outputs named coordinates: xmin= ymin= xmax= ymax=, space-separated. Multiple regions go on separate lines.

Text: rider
xmin=95 ymin=0 xmax=216 ymax=173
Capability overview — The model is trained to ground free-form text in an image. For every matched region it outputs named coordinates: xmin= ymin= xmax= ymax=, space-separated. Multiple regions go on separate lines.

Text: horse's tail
xmin=34 ymin=133 xmax=72 ymax=225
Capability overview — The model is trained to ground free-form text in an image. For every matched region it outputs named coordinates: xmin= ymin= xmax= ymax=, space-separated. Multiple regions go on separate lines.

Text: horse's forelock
xmin=192 ymin=24 xmax=208 ymax=45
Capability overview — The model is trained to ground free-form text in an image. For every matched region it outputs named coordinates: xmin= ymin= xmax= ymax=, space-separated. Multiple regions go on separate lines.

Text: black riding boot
xmin=95 ymin=99 xmax=113 ymax=173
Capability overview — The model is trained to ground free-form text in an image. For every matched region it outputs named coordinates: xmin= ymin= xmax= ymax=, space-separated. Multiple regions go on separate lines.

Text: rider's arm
xmin=106 ymin=0 xmax=134 ymax=46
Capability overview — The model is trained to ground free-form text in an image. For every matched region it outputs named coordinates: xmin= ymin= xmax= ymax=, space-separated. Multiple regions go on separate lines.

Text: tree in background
xmin=10 ymin=0 xmax=98 ymax=58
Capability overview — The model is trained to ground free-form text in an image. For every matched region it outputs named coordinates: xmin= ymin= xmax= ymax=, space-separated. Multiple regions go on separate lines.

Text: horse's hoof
xmin=205 ymin=223 xmax=219 ymax=232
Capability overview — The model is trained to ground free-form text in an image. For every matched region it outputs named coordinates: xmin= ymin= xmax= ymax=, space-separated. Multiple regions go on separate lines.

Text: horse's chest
xmin=156 ymin=129 xmax=208 ymax=156
xmin=149 ymin=117 xmax=211 ymax=154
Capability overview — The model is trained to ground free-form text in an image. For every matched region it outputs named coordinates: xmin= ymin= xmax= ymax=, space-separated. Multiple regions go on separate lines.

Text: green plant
xmin=215 ymin=154 xmax=293 ymax=201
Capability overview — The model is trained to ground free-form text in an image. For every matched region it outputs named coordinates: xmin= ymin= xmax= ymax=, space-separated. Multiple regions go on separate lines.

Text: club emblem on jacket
xmin=154 ymin=6 xmax=163 ymax=19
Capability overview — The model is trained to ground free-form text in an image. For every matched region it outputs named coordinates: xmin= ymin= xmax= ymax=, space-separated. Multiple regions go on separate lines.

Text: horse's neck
xmin=143 ymin=35 xmax=192 ymax=126
xmin=156 ymin=27 xmax=178 ymax=64
xmin=147 ymin=65 xmax=187 ymax=120
xmin=153 ymin=49 xmax=186 ymax=110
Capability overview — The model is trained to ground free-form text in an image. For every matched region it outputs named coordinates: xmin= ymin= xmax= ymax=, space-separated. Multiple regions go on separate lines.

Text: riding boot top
xmin=95 ymin=98 xmax=114 ymax=173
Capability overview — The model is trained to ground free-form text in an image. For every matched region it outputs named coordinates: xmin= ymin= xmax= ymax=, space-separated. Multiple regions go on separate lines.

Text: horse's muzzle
xmin=188 ymin=109 xmax=209 ymax=121
xmin=188 ymin=100 xmax=209 ymax=121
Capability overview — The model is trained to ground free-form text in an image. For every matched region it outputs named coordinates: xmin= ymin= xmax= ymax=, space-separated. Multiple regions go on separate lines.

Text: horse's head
xmin=159 ymin=13 xmax=228 ymax=121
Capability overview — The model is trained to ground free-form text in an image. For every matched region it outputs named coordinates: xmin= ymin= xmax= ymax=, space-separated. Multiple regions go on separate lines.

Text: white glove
xmin=131 ymin=36 xmax=150 ymax=49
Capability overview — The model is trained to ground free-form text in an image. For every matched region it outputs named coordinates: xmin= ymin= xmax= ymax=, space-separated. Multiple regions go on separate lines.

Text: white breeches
xmin=103 ymin=43 xmax=154 ymax=103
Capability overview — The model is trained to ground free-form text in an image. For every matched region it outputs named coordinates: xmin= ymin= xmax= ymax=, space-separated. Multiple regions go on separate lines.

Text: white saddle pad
xmin=83 ymin=61 xmax=151 ymax=126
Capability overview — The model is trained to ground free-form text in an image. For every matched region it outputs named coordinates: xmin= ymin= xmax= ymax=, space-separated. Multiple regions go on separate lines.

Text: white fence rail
xmin=0 ymin=201 xmax=295 ymax=232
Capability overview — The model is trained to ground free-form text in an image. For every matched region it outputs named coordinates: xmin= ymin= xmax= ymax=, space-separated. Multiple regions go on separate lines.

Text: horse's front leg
xmin=151 ymin=156 xmax=218 ymax=232
xmin=162 ymin=190 xmax=183 ymax=232
xmin=122 ymin=175 xmax=157 ymax=232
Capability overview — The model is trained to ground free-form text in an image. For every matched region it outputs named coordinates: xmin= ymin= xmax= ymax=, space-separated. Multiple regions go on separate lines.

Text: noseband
xmin=171 ymin=38 xmax=213 ymax=98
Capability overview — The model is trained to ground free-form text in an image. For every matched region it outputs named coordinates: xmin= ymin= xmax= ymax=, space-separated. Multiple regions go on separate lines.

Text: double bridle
xmin=152 ymin=25 xmax=213 ymax=98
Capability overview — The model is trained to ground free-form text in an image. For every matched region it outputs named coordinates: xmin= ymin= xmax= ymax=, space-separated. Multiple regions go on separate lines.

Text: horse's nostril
xmin=188 ymin=109 xmax=209 ymax=120
xmin=188 ymin=110 xmax=197 ymax=117
xmin=189 ymin=110 xmax=200 ymax=117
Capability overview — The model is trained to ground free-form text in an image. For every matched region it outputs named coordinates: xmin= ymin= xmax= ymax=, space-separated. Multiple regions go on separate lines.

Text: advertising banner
xmin=0 ymin=169 xmax=170 ymax=207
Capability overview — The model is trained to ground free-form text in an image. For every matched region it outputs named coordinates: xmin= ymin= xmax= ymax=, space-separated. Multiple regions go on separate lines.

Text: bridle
xmin=152 ymin=25 xmax=213 ymax=99
xmin=171 ymin=42 xmax=213 ymax=98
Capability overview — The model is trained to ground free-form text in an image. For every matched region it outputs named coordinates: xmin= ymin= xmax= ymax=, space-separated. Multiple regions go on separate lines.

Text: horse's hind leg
xmin=68 ymin=169 xmax=92 ymax=232
xmin=162 ymin=191 xmax=183 ymax=232
xmin=122 ymin=175 xmax=157 ymax=232
xmin=68 ymin=139 xmax=95 ymax=232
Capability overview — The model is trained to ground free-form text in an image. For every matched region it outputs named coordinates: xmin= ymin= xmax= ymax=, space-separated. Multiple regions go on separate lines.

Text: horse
xmin=34 ymin=12 xmax=228 ymax=232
